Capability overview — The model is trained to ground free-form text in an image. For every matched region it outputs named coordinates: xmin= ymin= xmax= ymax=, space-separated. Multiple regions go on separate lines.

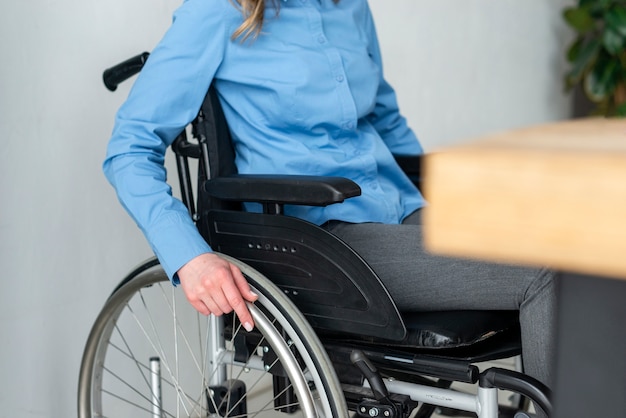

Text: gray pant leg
xmin=326 ymin=210 xmax=556 ymax=387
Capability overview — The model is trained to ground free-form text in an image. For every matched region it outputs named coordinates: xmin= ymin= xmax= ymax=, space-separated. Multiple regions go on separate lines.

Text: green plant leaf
xmin=606 ymin=6 xmax=626 ymax=37
xmin=566 ymin=39 xmax=601 ymax=84
xmin=603 ymin=27 xmax=625 ymax=55
xmin=563 ymin=7 xmax=595 ymax=33
xmin=579 ymin=0 xmax=610 ymax=8
xmin=616 ymin=101 xmax=626 ymax=117
xmin=584 ymin=56 xmax=619 ymax=102
xmin=567 ymin=38 xmax=584 ymax=62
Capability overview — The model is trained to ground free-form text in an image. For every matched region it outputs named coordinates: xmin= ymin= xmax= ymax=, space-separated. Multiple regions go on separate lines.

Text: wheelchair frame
xmin=78 ymin=53 xmax=552 ymax=418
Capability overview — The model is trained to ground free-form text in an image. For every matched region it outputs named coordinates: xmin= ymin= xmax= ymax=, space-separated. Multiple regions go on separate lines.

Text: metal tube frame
xmin=365 ymin=377 xmax=503 ymax=418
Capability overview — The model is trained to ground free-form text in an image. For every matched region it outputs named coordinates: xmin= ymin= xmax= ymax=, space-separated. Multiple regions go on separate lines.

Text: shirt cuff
xmin=145 ymin=211 xmax=212 ymax=284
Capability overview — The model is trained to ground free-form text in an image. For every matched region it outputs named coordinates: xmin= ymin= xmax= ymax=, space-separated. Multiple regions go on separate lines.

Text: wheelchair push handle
xmin=103 ymin=51 xmax=150 ymax=91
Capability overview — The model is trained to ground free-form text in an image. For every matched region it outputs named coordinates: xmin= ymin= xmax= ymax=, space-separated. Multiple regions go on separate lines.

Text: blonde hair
xmin=231 ymin=0 xmax=339 ymax=42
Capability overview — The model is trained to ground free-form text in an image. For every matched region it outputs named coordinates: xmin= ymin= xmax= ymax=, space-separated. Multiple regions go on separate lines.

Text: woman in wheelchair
xmin=97 ymin=0 xmax=555 ymax=417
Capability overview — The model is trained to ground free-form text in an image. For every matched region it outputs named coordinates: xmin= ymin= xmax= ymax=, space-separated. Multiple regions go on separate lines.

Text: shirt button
xmin=317 ymin=35 xmax=326 ymax=44
xmin=336 ymin=75 xmax=344 ymax=82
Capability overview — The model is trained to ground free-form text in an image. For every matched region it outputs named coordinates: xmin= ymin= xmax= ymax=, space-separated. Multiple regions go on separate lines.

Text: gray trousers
xmin=327 ymin=210 xmax=556 ymax=388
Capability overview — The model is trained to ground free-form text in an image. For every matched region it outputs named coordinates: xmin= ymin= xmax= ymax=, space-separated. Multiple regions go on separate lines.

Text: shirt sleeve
xmin=103 ymin=0 xmax=229 ymax=282
xmin=362 ymin=3 xmax=424 ymax=156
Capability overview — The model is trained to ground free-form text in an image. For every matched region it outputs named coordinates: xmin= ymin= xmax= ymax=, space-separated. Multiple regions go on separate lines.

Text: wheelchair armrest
xmin=394 ymin=154 xmax=422 ymax=190
xmin=203 ymin=174 xmax=361 ymax=206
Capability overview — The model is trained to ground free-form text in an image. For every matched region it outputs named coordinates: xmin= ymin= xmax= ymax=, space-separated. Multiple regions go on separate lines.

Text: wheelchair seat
xmin=338 ymin=310 xmax=520 ymax=355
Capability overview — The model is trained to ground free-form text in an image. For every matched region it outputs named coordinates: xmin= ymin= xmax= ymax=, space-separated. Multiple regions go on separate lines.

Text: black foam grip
xmin=102 ymin=51 xmax=150 ymax=91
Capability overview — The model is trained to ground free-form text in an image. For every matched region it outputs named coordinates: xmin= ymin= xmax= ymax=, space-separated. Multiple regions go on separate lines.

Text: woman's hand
xmin=178 ymin=253 xmax=258 ymax=331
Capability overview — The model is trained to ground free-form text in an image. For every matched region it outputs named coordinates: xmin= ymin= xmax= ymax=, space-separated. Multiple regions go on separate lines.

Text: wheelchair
xmin=78 ymin=53 xmax=552 ymax=418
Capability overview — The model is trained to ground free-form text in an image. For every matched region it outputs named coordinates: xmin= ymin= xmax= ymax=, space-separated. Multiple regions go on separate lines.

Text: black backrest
xmin=198 ymin=86 xmax=237 ymax=179
xmin=195 ymin=86 xmax=241 ymax=216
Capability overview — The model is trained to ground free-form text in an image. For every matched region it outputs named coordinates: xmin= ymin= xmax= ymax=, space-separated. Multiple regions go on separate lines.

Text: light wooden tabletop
xmin=423 ymin=117 xmax=626 ymax=279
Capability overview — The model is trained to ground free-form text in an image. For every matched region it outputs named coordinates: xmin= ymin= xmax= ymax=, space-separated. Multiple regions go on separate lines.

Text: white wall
xmin=0 ymin=1 xmax=180 ymax=415
xmin=369 ymin=0 xmax=575 ymax=149
xmin=0 ymin=0 xmax=573 ymax=416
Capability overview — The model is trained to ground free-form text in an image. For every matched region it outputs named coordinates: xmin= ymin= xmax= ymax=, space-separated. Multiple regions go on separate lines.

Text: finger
xmin=201 ymin=296 xmax=225 ymax=317
xmin=207 ymin=291 xmax=233 ymax=316
xmin=181 ymin=278 xmax=224 ymax=316
xmin=222 ymin=281 xmax=254 ymax=332
xmin=230 ymin=264 xmax=258 ymax=302
xmin=187 ymin=297 xmax=211 ymax=316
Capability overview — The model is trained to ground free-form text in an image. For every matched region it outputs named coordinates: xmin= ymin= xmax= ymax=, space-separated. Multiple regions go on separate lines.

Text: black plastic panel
xmin=204 ymin=209 xmax=407 ymax=341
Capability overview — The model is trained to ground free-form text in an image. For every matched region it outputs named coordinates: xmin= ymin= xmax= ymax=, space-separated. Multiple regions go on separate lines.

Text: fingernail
xmin=250 ymin=291 xmax=258 ymax=297
xmin=243 ymin=322 xmax=254 ymax=332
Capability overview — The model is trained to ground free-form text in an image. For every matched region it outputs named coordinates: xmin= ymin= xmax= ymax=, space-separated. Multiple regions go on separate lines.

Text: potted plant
xmin=563 ymin=0 xmax=626 ymax=116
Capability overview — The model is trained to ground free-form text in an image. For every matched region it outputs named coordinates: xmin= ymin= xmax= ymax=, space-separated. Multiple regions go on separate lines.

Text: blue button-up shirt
xmin=104 ymin=0 xmax=425 ymax=282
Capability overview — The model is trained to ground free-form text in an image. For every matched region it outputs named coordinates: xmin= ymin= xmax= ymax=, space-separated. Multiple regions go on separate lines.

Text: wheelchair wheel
xmin=78 ymin=255 xmax=348 ymax=418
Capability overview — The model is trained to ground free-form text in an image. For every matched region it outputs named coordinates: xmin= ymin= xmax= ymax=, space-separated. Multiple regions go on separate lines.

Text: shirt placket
xmin=305 ymin=2 xmax=357 ymax=134
xmin=303 ymin=2 xmax=397 ymax=222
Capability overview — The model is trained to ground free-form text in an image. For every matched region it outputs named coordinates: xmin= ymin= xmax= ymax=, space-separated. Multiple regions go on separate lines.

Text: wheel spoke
xmin=126 ymin=298 xmax=195 ymax=415
xmin=78 ymin=260 xmax=348 ymax=418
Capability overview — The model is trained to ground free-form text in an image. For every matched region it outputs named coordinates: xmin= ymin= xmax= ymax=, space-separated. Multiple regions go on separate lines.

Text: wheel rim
xmin=78 ymin=259 xmax=346 ymax=418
